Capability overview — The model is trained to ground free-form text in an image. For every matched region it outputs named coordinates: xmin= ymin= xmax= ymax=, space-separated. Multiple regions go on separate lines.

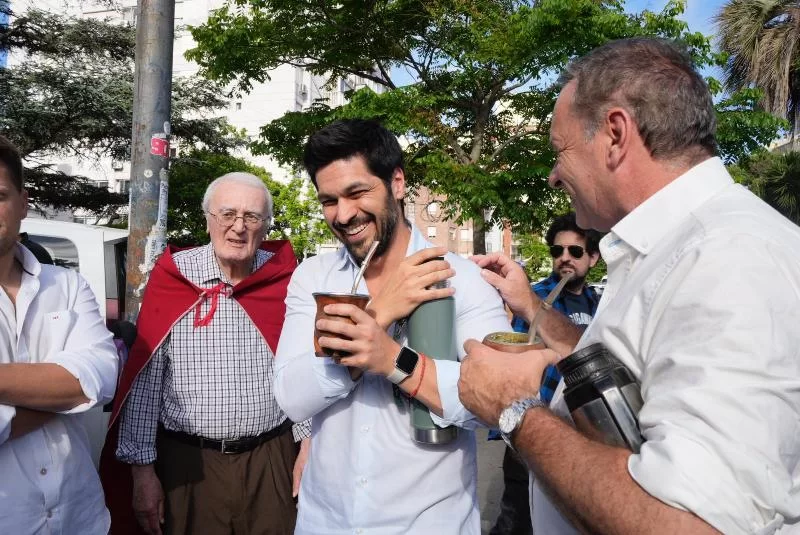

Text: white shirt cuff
xmin=429 ymin=359 xmax=478 ymax=430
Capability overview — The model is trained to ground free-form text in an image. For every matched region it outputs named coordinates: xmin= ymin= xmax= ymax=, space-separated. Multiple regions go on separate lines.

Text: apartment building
xmin=7 ymin=0 xmax=382 ymax=215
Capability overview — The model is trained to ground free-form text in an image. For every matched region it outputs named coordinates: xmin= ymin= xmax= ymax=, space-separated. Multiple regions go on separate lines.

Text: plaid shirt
xmin=512 ymin=273 xmax=601 ymax=402
xmin=117 ymin=244 xmax=310 ymax=465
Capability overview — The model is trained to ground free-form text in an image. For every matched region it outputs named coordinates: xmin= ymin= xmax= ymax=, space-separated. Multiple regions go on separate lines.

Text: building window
xmin=427 ymin=226 xmax=437 ymax=238
xmin=449 ymin=228 xmax=457 ymax=241
xmin=426 ymin=202 xmax=440 ymax=220
xmin=118 ymin=180 xmax=130 ymax=195
xmin=460 ymin=228 xmax=471 ymax=241
xmin=405 ymin=203 xmax=415 ymax=219
xmin=235 ymin=101 xmax=242 ymax=110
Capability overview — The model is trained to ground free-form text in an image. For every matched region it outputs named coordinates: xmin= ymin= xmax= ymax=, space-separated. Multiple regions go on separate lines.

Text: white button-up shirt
xmin=0 ymin=244 xmax=119 ymax=534
xmin=275 ymin=226 xmax=510 ymax=534
xmin=532 ymin=157 xmax=800 ymax=534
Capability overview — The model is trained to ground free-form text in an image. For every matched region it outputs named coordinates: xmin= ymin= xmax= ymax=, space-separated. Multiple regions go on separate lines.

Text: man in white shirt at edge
xmin=0 ymin=134 xmax=119 ymax=533
xmin=459 ymin=37 xmax=800 ymax=534
xmin=274 ymin=118 xmax=511 ymax=534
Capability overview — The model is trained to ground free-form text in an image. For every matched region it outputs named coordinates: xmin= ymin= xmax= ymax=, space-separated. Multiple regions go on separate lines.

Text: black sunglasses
xmin=549 ymin=245 xmax=585 ymax=259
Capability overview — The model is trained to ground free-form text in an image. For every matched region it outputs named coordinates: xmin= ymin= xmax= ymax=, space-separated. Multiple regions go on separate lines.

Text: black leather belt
xmin=159 ymin=418 xmax=292 ymax=455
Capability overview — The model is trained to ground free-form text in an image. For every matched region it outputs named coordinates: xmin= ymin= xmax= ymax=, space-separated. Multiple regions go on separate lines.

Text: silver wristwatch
xmin=499 ymin=396 xmax=548 ymax=449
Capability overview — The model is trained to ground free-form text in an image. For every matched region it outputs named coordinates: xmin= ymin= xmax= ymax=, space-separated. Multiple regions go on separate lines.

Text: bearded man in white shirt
xmin=460 ymin=37 xmax=800 ymax=534
xmin=0 ymin=135 xmax=120 ymax=533
xmin=274 ymin=119 xmax=511 ymax=534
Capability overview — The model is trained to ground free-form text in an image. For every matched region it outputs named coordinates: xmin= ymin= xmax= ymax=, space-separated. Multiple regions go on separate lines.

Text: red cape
xmin=99 ymin=240 xmax=296 ymax=534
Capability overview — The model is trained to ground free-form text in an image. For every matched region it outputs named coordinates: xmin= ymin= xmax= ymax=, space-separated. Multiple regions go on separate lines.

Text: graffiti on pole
xmin=135 ymin=172 xmax=169 ymax=297
xmin=135 ymin=122 xmax=172 ymax=299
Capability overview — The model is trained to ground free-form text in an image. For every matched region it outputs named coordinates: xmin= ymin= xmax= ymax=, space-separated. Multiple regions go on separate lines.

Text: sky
xmin=625 ymin=0 xmax=728 ymax=78
xmin=625 ymin=0 xmax=724 ymax=37
xmin=389 ymin=0 xmax=729 ymax=87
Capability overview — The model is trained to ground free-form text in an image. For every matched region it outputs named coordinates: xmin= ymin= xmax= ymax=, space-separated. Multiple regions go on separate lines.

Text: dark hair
xmin=558 ymin=37 xmax=717 ymax=162
xmin=545 ymin=212 xmax=601 ymax=255
xmin=0 ymin=135 xmax=24 ymax=191
xmin=303 ymin=119 xmax=404 ymax=187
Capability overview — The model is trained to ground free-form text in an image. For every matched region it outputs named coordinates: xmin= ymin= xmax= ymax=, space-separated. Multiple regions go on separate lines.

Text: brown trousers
xmin=155 ymin=429 xmax=298 ymax=535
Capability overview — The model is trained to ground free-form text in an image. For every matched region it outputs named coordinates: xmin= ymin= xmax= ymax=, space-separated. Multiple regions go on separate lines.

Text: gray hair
xmin=558 ymin=37 xmax=717 ymax=162
xmin=202 ymin=172 xmax=274 ymax=228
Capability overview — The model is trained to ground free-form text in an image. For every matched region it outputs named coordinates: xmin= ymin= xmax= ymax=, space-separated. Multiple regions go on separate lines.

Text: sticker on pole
xmin=150 ymin=136 xmax=170 ymax=158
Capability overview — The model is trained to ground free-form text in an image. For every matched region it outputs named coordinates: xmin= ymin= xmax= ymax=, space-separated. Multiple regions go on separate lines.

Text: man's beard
xmin=555 ymin=267 xmax=587 ymax=293
xmin=334 ymin=192 xmax=401 ymax=265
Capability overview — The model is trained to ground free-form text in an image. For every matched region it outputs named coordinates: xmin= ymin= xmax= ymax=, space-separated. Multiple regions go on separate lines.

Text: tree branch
xmin=375 ymin=61 xmax=396 ymax=90
xmin=470 ymin=101 xmax=491 ymax=163
xmin=488 ymin=126 xmax=540 ymax=163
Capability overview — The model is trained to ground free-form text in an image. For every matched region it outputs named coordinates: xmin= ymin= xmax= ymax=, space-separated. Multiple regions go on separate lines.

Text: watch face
xmin=499 ymin=406 xmax=519 ymax=435
xmin=396 ymin=347 xmax=419 ymax=374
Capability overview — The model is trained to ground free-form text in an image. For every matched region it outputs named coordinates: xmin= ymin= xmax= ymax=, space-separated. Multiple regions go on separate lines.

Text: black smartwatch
xmin=386 ymin=346 xmax=420 ymax=385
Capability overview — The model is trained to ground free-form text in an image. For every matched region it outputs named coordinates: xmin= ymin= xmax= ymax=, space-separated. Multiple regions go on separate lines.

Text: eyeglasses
xmin=207 ymin=210 xmax=266 ymax=229
xmin=549 ymin=244 xmax=585 ymax=259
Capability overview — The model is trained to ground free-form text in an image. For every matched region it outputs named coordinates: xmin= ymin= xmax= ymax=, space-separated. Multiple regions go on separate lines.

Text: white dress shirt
xmin=0 ymin=244 xmax=119 ymax=534
xmin=275 ymin=226 xmax=511 ymax=535
xmin=532 ymin=157 xmax=800 ymax=534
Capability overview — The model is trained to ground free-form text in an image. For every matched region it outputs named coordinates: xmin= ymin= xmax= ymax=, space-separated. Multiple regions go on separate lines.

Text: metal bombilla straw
xmin=527 ymin=272 xmax=574 ymax=345
xmin=351 ymin=241 xmax=380 ymax=294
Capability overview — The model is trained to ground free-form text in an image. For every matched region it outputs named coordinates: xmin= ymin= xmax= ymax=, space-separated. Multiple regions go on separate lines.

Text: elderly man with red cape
xmin=100 ymin=172 xmax=308 ymax=535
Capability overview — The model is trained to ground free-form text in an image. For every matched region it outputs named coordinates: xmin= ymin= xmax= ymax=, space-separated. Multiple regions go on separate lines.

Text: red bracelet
xmin=409 ymin=353 xmax=427 ymax=398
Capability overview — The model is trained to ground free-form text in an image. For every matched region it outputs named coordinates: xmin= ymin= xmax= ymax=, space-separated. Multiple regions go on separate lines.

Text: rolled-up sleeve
xmin=430 ymin=257 xmax=511 ymax=429
xmin=628 ymin=236 xmax=800 ymax=533
xmin=116 ymin=343 xmax=167 ymax=465
xmin=274 ymin=262 xmax=357 ymax=424
xmin=0 ymin=404 xmax=15 ymax=445
xmin=292 ymin=420 xmax=312 ymax=441
xmin=47 ymin=273 xmax=119 ymax=413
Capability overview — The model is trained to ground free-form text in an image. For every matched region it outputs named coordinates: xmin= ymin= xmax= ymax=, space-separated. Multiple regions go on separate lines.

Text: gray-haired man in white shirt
xmin=461 ymin=37 xmax=800 ymax=534
xmin=0 ymin=134 xmax=119 ymax=533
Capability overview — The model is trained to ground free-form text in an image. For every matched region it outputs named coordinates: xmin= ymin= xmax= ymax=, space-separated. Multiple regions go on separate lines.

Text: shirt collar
xmin=608 ymin=157 xmax=732 ymax=256
xmin=333 ymin=222 xmax=421 ymax=271
xmin=14 ymin=242 xmax=42 ymax=278
xmin=201 ymin=243 xmax=270 ymax=285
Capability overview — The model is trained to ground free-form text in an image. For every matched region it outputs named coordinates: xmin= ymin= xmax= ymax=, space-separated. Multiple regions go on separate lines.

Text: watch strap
xmin=500 ymin=396 xmax=548 ymax=449
xmin=386 ymin=367 xmax=410 ymax=385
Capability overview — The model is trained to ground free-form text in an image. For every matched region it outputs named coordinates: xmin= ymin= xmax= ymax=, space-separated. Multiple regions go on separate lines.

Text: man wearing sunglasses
xmin=490 ymin=212 xmax=601 ymax=535
xmin=535 ymin=212 xmax=602 ymax=330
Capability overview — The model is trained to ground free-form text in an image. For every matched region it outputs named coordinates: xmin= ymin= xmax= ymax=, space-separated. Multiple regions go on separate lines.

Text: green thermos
xmin=407 ymin=262 xmax=459 ymax=445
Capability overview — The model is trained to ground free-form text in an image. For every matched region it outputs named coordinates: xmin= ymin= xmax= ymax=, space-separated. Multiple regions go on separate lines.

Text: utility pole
xmin=125 ymin=0 xmax=175 ymax=322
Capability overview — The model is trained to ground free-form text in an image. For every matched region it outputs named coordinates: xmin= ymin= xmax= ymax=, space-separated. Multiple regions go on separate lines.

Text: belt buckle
xmin=220 ymin=438 xmax=234 ymax=455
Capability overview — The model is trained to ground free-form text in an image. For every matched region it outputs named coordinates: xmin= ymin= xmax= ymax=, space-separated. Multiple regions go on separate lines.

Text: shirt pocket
xmin=28 ymin=310 xmax=78 ymax=362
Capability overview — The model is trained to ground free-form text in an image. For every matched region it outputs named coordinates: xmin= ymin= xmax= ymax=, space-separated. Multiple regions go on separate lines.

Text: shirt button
xmin=355 ymin=530 xmax=363 ymax=535
xmin=360 ymin=477 xmax=367 ymax=486
xmin=361 ymin=425 xmax=369 ymax=433
xmin=40 ymin=468 xmax=47 ymax=476
xmin=46 ymin=511 xmax=52 ymax=518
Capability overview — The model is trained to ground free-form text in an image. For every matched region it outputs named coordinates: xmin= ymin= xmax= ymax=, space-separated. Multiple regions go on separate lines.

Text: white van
xmin=20 ymin=218 xmax=129 ymax=467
